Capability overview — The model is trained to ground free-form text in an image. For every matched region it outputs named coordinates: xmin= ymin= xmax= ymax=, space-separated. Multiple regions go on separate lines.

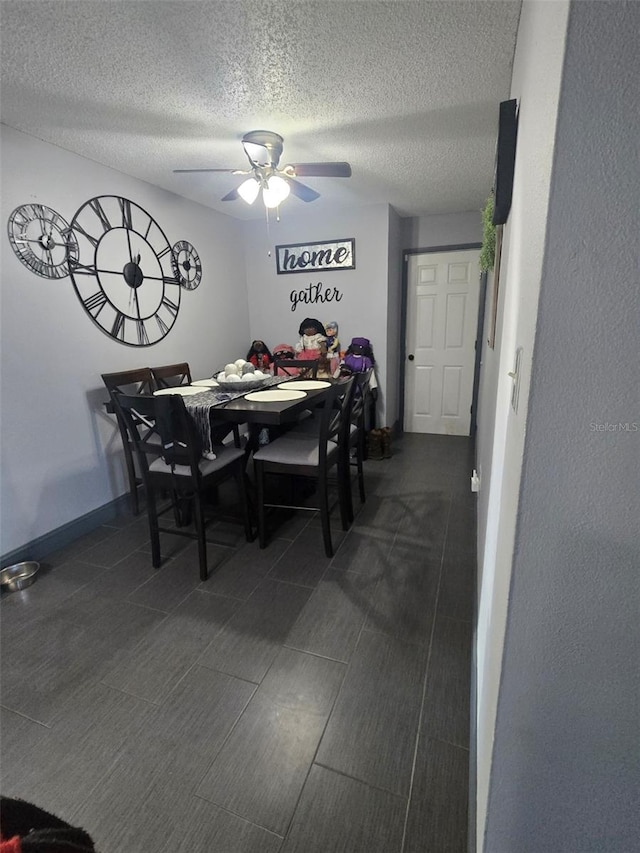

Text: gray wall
xmin=401 ymin=211 xmax=481 ymax=250
xmin=1 ymin=125 xmax=249 ymax=556
xmin=242 ymin=204 xmax=393 ymax=425
xmin=475 ymin=2 xmax=570 ymax=833
xmin=484 ymin=2 xmax=640 ymax=850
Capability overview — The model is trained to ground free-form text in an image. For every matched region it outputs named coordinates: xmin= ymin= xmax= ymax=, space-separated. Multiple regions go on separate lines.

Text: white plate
xmin=190 ymin=378 xmax=219 ymax=387
xmin=154 ymin=386 xmax=206 ymax=396
xmin=284 ymin=380 xmax=331 ymax=390
xmin=244 ymin=389 xmax=308 ymax=403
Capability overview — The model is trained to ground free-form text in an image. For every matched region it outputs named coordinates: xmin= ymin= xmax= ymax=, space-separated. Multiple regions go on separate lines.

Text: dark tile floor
xmin=0 ymin=433 xmax=475 ymax=853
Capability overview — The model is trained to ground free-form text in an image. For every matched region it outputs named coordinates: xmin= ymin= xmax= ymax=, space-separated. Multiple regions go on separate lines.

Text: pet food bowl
xmin=0 ymin=561 xmax=40 ymax=592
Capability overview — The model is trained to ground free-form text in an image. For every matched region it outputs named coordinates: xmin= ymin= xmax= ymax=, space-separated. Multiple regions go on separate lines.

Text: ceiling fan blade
xmin=221 ymin=187 xmax=240 ymax=202
xmin=287 ymin=162 xmax=352 ymax=178
xmin=173 ymin=168 xmax=241 ymax=174
xmin=287 ymin=178 xmax=321 ymax=203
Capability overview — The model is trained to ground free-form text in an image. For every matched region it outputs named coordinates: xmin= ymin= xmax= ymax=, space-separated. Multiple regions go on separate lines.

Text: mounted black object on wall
xmin=7 ymin=203 xmax=78 ymax=279
xmin=492 ymin=99 xmax=518 ymax=226
xmin=67 ymin=195 xmax=182 ymax=347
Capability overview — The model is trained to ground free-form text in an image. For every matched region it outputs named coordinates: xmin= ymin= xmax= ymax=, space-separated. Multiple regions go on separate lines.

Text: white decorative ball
xmin=225 ymin=373 xmax=241 ymax=382
xmin=254 ymin=370 xmax=265 ymax=378
xmin=241 ymin=372 xmax=256 ymax=381
xmin=234 ymin=359 xmax=247 ymax=369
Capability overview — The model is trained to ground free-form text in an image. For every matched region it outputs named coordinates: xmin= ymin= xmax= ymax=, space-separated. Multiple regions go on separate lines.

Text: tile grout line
xmin=399 ymin=486 xmax=455 ymax=853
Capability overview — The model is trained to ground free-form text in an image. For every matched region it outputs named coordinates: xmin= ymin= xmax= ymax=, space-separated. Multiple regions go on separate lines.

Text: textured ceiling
xmin=0 ymin=0 xmax=521 ymax=221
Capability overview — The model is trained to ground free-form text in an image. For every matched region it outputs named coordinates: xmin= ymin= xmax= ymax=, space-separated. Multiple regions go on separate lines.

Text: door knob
xmin=408 ymin=354 xmax=415 ymax=361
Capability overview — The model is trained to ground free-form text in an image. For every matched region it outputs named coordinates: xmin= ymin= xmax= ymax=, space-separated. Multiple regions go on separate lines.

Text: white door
xmin=404 ymin=249 xmax=480 ymax=435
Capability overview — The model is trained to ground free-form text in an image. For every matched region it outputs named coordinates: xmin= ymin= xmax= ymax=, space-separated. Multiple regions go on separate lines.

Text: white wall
xmin=242 ymin=203 xmax=393 ymax=424
xmin=475 ymin=0 xmax=570 ymax=843
xmin=483 ymin=1 xmax=640 ymax=849
xmin=0 ymin=125 xmax=248 ymax=556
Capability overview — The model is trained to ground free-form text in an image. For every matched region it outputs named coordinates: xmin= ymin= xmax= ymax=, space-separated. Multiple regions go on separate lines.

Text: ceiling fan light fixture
xmin=237 ymin=177 xmax=260 ymax=204
xmin=263 ymin=175 xmax=290 ymax=208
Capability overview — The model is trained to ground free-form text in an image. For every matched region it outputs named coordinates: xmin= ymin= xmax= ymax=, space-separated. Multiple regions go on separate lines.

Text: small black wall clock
xmin=7 ymin=203 xmax=78 ymax=279
xmin=172 ymin=240 xmax=202 ymax=290
xmin=67 ymin=195 xmax=181 ymax=347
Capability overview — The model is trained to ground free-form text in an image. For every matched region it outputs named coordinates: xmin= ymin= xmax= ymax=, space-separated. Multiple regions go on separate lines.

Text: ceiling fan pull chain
xmin=265 ymin=206 xmax=272 ymax=257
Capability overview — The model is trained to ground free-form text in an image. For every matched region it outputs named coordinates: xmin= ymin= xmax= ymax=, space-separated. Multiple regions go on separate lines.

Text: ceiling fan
xmin=173 ymin=130 xmax=352 ymax=207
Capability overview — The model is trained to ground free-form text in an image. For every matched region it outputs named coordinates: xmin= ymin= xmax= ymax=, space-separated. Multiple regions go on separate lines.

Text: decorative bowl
xmin=1 ymin=561 xmax=40 ymax=592
xmin=215 ymin=375 xmax=271 ymax=393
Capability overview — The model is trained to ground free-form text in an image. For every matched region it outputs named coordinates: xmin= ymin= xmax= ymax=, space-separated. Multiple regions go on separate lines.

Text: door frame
xmin=399 ymin=243 xmax=482 ymax=433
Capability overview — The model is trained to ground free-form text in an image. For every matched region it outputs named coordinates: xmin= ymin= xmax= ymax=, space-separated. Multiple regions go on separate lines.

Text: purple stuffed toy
xmin=343 ymin=337 xmax=375 ymax=373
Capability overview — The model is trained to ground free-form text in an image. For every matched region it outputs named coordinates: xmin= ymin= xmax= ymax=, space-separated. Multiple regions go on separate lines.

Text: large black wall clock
xmin=172 ymin=239 xmax=202 ymax=290
xmin=67 ymin=195 xmax=181 ymax=347
xmin=7 ymin=203 xmax=78 ymax=279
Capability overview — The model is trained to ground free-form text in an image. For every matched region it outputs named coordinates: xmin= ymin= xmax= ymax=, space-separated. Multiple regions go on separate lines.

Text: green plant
xmin=480 ymin=193 xmax=496 ymax=271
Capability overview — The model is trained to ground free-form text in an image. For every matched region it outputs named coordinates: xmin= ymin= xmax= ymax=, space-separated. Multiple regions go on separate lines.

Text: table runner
xmin=182 ymin=376 xmax=287 ymax=455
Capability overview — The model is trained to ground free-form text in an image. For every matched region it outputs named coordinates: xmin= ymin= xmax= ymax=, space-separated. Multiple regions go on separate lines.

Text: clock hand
xmin=133 ymin=278 xmax=143 ymax=321
xmin=15 ymin=237 xmax=68 ymax=248
xmin=126 ymin=230 xmax=136 ymax=264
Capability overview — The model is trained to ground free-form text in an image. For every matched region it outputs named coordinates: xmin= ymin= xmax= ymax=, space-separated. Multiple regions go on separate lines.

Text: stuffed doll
xmin=342 ymin=336 xmax=378 ymax=397
xmin=272 ymin=342 xmax=295 ymax=361
xmin=324 ymin=321 xmax=340 ymax=355
xmin=272 ymin=343 xmax=300 ymax=376
xmin=343 ymin=336 xmax=375 ymax=373
xmin=246 ymin=340 xmax=272 ymax=371
xmin=294 ymin=318 xmax=326 ymax=361
xmin=315 ymin=339 xmax=334 ymax=379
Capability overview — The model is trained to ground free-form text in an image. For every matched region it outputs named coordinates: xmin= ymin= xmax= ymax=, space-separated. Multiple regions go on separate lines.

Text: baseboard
xmin=1 ymin=493 xmax=131 ymax=567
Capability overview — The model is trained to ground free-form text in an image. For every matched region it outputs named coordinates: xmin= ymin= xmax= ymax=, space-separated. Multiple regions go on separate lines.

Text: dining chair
xmin=273 ymin=358 xmax=318 ymax=379
xmin=282 ymin=369 xmax=371 ymax=524
xmin=101 ymin=367 xmax=155 ymax=515
xmin=150 ymin=362 xmax=192 ymax=388
xmin=342 ymin=368 xmax=373 ymax=523
xmin=112 ymin=393 xmax=253 ymax=581
xmin=252 ymin=377 xmax=355 ymax=558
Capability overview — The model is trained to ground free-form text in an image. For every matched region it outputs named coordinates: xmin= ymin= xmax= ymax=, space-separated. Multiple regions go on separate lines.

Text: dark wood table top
xmin=211 ymin=380 xmax=333 ymax=426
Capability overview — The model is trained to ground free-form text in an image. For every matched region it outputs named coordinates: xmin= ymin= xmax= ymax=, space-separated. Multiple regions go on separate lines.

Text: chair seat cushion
xmin=148 ymin=443 xmax=244 ymax=477
xmin=253 ymin=435 xmax=338 ymax=467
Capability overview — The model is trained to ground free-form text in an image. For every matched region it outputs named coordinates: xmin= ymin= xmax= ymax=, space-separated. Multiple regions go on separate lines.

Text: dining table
xmin=174 ymin=376 xmax=335 ymax=457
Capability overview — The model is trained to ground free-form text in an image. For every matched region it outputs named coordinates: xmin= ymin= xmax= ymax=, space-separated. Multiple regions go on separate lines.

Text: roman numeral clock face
xmin=7 ymin=204 xmax=79 ymax=278
xmin=67 ymin=195 xmax=181 ymax=346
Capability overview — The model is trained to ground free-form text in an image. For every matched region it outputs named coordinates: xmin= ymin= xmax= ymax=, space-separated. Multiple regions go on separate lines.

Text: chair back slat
xmin=151 ymin=362 xmax=192 ymax=388
xmin=111 ymin=393 xmax=202 ymax=479
xmin=100 ymin=368 xmax=156 ymax=514
xmin=319 ymin=377 xmax=354 ymax=463
xmin=102 ymin=367 xmax=155 ymax=397
xmin=273 ymin=359 xmax=319 ymax=378
xmin=350 ymin=368 xmax=373 ymax=428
